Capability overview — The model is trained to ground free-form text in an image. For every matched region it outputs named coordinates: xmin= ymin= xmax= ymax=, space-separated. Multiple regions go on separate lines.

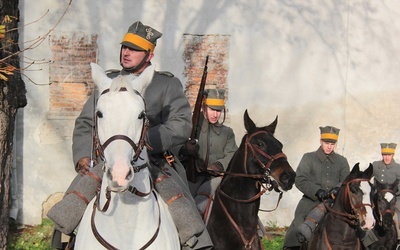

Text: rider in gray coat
xmin=178 ymin=89 xmax=238 ymax=217
xmin=283 ymin=126 xmax=350 ymax=250
xmin=49 ymin=21 xmax=212 ymax=249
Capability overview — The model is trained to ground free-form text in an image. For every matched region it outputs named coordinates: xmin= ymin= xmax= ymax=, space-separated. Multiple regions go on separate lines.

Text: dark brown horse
xmin=206 ymin=110 xmax=296 ymax=250
xmin=369 ymin=179 xmax=398 ymax=250
xmin=302 ymin=163 xmax=376 ymax=250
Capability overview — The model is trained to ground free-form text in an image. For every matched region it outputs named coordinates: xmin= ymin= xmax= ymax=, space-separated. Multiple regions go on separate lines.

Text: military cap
xmin=121 ymin=21 xmax=162 ymax=52
xmin=204 ymin=89 xmax=225 ymax=111
xmin=380 ymin=143 xmax=397 ymax=155
xmin=319 ymin=126 xmax=340 ymax=143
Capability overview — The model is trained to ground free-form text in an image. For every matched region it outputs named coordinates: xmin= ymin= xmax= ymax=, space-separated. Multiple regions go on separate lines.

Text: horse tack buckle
xmin=163 ymin=151 xmax=175 ymax=166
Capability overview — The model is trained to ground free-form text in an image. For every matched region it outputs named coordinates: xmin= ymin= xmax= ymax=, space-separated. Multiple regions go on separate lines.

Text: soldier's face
xmin=204 ymin=106 xmax=222 ymax=124
xmin=382 ymin=154 xmax=394 ymax=165
xmin=320 ymin=140 xmax=336 ymax=155
xmin=121 ymin=45 xmax=153 ymax=71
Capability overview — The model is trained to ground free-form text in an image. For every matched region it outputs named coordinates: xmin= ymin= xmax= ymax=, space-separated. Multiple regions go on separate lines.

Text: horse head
xmin=241 ymin=109 xmax=296 ymax=191
xmin=90 ymin=62 xmax=154 ymax=192
xmin=338 ymin=163 xmax=375 ymax=231
xmin=374 ymin=179 xmax=398 ymax=229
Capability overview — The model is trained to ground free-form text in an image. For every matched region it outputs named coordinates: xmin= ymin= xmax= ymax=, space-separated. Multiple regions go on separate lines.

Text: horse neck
xmin=331 ymin=187 xmax=351 ymax=214
xmin=221 ymin=145 xmax=261 ymax=199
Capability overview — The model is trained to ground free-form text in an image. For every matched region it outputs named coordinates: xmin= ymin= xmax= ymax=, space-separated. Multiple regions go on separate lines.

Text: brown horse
xmin=206 ymin=110 xmax=296 ymax=250
xmin=369 ymin=179 xmax=398 ymax=250
xmin=302 ymin=163 xmax=375 ymax=250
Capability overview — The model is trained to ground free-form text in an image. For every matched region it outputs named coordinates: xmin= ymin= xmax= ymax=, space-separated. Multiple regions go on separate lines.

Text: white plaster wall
xmin=17 ymin=0 xmax=400 ymax=227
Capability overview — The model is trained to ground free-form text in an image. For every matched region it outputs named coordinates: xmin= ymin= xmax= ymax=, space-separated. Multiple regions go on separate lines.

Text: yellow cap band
xmin=205 ymin=98 xmax=224 ymax=107
xmin=122 ymin=33 xmax=155 ymax=52
xmin=382 ymin=148 xmax=395 ymax=154
xmin=321 ymin=133 xmax=338 ymax=141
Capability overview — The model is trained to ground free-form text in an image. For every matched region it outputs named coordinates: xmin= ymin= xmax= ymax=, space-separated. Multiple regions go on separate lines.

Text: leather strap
xmin=166 ymin=193 xmax=183 ymax=206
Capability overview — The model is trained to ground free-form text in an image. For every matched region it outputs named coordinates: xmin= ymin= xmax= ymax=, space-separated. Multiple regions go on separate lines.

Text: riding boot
xmin=148 ymin=162 xmax=209 ymax=249
xmin=296 ymin=202 xmax=328 ymax=243
xmin=47 ymin=163 xmax=103 ymax=235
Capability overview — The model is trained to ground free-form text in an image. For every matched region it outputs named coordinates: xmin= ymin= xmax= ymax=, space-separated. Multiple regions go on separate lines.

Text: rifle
xmin=186 ymin=55 xmax=209 ymax=182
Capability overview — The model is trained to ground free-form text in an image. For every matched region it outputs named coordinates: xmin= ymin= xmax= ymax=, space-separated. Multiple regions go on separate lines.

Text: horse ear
xmin=90 ymin=63 xmax=112 ymax=93
xmin=244 ymin=109 xmax=256 ymax=133
xmin=132 ymin=64 xmax=155 ymax=95
xmin=265 ymin=116 xmax=278 ymax=134
xmin=350 ymin=163 xmax=360 ymax=174
xmin=364 ymin=163 xmax=373 ymax=178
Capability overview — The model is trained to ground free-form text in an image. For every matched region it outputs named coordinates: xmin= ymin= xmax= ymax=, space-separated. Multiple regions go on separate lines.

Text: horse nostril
xmin=125 ymin=168 xmax=133 ymax=180
xmin=106 ymin=168 xmax=112 ymax=180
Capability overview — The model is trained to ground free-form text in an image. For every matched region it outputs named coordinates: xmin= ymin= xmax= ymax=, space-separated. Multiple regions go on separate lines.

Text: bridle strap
xmin=127 ymin=177 xmax=154 ymax=197
xmin=102 ymin=135 xmax=138 ymax=152
xmin=216 ymin=193 xmax=257 ymax=249
xmin=95 ymin=87 xmax=151 ymax=164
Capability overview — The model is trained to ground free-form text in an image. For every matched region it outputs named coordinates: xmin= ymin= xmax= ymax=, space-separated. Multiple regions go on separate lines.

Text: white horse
xmin=75 ymin=63 xmax=180 ymax=250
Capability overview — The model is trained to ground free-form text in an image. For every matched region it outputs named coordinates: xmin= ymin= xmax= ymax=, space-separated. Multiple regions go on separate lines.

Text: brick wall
xmin=182 ymin=34 xmax=230 ymax=111
xmin=49 ymin=32 xmax=98 ymax=116
xmin=45 ymin=32 xmax=98 ymax=140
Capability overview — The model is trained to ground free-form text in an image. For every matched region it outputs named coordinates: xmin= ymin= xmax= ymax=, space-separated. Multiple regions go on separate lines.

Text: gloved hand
xmin=76 ymin=157 xmax=97 ymax=176
xmin=315 ymin=189 xmax=329 ymax=201
xmin=207 ymin=161 xmax=224 ymax=176
xmin=329 ymin=187 xmax=340 ymax=199
xmin=179 ymin=139 xmax=199 ymax=157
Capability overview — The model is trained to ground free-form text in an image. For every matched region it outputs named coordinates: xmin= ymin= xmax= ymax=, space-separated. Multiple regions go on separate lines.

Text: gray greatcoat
xmin=372 ymin=159 xmax=400 ymax=235
xmin=51 ymin=68 xmax=213 ymax=249
xmin=283 ymin=146 xmax=350 ymax=248
xmin=184 ymin=114 xmax=238 ymax=200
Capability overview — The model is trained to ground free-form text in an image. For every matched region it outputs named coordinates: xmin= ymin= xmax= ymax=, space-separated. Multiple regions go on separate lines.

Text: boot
xmin=297 ymin=202 xmax=327 ymax=242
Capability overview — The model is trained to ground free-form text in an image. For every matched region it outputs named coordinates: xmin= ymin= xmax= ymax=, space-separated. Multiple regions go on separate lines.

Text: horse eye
xmin=255 ymin=141 xmax=265 ymax=148
xmin=96 ymin=111 xmax=103 ymax=118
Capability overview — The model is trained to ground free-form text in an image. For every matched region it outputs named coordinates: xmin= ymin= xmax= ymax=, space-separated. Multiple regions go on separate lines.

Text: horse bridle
xmin=324 ymin=178 xmax=374 ymax=226
xmin=375 ymin=188 xmax=396 ymax=226
xmin=322 ymin=178 xmax=373 ymax=250
xmin=94 ymin=87 xmax=151 ymax=172
xmin=90 ymin=87 xmax=161 ymax=250
xmin=216 ymin=130 xmax=287 ymax=249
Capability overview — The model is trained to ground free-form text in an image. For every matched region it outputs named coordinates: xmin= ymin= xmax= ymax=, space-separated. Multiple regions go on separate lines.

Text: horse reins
xmin=215 ymin=130 xmax=287 ymax=249
xmin=91 ymin=189 xmax=161 ymax=250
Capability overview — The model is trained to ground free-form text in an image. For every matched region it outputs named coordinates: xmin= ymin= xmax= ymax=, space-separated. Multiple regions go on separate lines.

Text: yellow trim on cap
xmin=205 ymin=98 xmax=224 ymax=107
xmin=321 ymin=133 xmax=338 ymax=141
xmin=122 ymin=33 xmax=155 ymax=52
xmin=382 ymin=148 xmax=395 ymax=154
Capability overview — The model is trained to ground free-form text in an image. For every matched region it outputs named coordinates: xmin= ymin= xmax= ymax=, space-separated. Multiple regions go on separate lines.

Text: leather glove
xmin=315 ymin=189 xmax=329 ymax=201
xmin=179 ymin=139 xmax=199 ymax=157
xmin=207 ymin=161 xmax=224 ymax=176
xmin=329 ymin=186 xmax=340 ymax=199
xmin=76 ymin=157 xmax=97 ymax=176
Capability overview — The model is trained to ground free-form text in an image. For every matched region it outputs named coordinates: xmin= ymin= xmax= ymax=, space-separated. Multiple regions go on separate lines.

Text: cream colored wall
xmin=18 ymin=0 xmax=400 ymax=226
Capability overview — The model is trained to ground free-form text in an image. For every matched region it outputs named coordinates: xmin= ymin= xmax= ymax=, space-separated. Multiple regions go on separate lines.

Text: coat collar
xmin=316 ymin=146 xmax=337 ymax=163
xmin=201 ymin=114 xmax=222 ymax=135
